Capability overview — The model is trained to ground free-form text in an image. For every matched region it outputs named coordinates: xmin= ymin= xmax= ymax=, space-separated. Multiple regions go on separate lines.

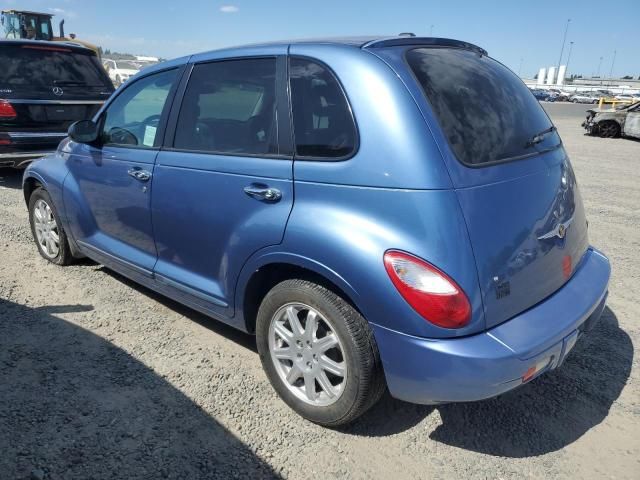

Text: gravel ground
xmin=1 ymin=104 xmax=639 ymax=479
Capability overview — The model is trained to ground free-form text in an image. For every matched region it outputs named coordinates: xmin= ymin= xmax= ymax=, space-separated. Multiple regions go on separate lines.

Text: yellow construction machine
xmin=1 ymin=9 xmax=100 ymax=57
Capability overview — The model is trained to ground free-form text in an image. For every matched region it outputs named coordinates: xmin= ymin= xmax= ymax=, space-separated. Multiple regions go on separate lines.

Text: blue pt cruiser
xmin=23 ymin=36 xmax=610 ymax=426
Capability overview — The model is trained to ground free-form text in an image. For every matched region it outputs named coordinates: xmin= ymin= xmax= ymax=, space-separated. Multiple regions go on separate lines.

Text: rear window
xmin=406 ymin=48 xmax=560 ymax=166
xmin=0 ymin=45 xmax=111 ymax=88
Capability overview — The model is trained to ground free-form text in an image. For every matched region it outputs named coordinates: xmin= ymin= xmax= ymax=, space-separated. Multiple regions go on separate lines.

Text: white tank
xmin=537 ymin=68 xmax=546 ymax=86
xmin=557 ymin=65 xmax=567 ymax=85
xmin=546 ymin=67 xmax=556 ymax=85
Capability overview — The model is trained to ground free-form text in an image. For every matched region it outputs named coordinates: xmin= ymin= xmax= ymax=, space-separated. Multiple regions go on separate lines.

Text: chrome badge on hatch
xmin=538 ymin=215 xmax=574 ymax=241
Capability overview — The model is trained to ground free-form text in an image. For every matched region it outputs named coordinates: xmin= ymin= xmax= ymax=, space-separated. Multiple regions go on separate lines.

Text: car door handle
xmin=244 ymin=184 xmax=282 ymax=202
xmin=128 ymin=168 xmax=152 ymax=182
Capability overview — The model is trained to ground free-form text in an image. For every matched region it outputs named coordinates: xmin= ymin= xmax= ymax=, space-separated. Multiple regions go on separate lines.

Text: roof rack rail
xmin=363 ymin=37 xmax=488 ymax=56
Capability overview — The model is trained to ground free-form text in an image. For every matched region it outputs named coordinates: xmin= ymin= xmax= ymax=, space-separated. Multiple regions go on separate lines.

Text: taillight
xmin=0 ymin=100 xmax=17 ymax=119
xmin=384 ymin=250 xmax=471 ymax=329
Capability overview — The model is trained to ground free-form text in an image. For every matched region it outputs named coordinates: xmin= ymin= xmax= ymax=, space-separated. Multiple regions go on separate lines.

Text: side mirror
xmin=68 ymin=120 xmax=99 ymax=144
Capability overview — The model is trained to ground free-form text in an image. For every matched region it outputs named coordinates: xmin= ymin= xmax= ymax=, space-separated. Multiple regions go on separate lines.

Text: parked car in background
xmin=614 ymin=94 xmax=640 ymax=102
xmin=0 ymin=40 xmax=113 ymax=168
xmin=530 ymin=89 xmax=555 ymax=101
xmin=583 ymin=101 xmax=640 ymax=139
xmin=23 ymin=36 xmax=610 ymax=426
xmin=548 ymin=89 xmax=572 ymax=102
xmin=103 ymin=59 xmax=140 ymax=87
xmin=570 ymin=92 xmax=602 ymax=104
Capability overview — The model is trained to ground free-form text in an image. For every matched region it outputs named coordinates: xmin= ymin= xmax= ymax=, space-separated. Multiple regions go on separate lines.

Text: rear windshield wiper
xmin=525 ymin=126 xmax=557 ymax=148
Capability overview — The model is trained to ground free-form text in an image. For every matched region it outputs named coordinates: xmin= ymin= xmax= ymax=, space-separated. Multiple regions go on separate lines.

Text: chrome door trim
xmin=6 ymin=132 xmax=68 ymax=139
xmin=8 ymin=99 xmax=106 ymax=105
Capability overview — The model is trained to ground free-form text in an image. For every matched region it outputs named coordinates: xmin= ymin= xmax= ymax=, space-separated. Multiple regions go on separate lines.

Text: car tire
xmin=597 ymin=121 xmax=620 ymax=138
xmin=256 ymin=279 xmax=386 ymax=427
xmin=28 ymin=188 xmax=73 ymax=266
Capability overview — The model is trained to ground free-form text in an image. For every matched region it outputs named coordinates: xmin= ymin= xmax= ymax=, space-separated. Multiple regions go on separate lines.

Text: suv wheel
xmin=256 ymin=279 xmax=385 ymax=426
xmin=28 ymin=188 xmax=73 ymax=265
xmin=598 ymin=121 xmax=620 ymax=138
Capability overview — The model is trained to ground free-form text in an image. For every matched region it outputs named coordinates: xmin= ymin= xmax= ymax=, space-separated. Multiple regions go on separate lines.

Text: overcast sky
xmin=4 ymin=0 xmax=639 ymax=78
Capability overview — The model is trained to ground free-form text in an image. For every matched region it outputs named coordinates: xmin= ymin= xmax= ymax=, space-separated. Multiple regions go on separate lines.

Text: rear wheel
xmin=598 ymin=121 xmax=620 ymax=138
xmin=256 ymin=279 xmax=385 ymax=426
xmin=28 ymin=188 xmax=73 ymax=265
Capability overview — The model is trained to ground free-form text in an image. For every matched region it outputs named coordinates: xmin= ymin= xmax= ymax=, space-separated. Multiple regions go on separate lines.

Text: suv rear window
xmin=406 ymin=48 xmax=560 ymax=166
xmin=0 ymin=44 xmax=111 ymax=88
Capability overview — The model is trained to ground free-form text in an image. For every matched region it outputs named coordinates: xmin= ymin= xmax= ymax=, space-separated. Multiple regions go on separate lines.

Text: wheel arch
xmin=22 ymin=172 xmax=47 ymax=205
xmin=597 ymin=118 xmax=622 ymax=136
xmin=236 ymin=252 xmax=362 ymax=335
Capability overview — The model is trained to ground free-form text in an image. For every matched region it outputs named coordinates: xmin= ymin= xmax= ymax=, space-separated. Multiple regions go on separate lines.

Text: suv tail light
xmin=0 ymin=100 xmax=17 ymax=119
xmin=384 ymin=250 xmax=471 ymax=329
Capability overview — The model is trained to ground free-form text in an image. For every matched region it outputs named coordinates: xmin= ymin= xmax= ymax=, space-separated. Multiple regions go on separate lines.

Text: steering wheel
xmin=142 ymin=114 xmax=162 ymax=127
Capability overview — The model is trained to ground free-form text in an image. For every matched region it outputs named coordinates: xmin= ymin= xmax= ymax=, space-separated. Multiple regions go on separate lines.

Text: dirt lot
xmin=1 ymin=104 xmax=638 ymax=479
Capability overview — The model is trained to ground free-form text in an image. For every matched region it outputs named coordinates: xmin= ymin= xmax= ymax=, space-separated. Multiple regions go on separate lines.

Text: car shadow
xmin=98 ymin=267 xmax=258 ymax=353
xmin=343 ymin=307 xmax=632 ymax=458
xmin=0 ymin=298 xmax=280 ymax=479
xmin=0 ymin=167 xmax=24 ymax=189
xmin=71 ymin=264 xmax=632 ymax=458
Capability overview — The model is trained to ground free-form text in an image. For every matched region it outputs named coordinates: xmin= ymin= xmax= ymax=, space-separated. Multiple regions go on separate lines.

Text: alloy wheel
xmin=599 ymin=122 xmax=619 ymax=138
xmin=33 ymin=199 xmax=60 ymax=259
xmin=268 ymin=303 xmax=347 ymax=407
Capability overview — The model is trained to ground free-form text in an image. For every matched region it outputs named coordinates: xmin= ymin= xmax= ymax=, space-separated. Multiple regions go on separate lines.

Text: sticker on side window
xmin=143 ymin=126 xmax=157 ymax=147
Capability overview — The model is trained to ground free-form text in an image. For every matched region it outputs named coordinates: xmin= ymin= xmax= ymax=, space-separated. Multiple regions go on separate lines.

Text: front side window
xmin=174 ymin=58 xmax=277 ymax=155
xmin=289 ymin=57 xmax=357 ymax=159
xmin=101 ymin=69 xmax=178 ymax=148
xmin=407 ymin=48 xmax=560 ymax=166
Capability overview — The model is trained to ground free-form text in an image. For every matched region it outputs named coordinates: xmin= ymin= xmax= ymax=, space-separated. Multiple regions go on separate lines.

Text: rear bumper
xmin=373 ymin=247 xmax=610 ymax=404
xmin=0 ymin=151 xmax=54 ymax=168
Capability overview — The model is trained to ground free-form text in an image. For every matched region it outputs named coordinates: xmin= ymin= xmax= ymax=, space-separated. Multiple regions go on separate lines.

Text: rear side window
xmin=174 ymin=58 xmax=278 ymax=155
xmin=0 ymin=45 xmax=111 ymax=88
xmin=406 ymin=48 xmax=560 ymax=166
xmin=289 ymin=57 xmax=356 ymax=159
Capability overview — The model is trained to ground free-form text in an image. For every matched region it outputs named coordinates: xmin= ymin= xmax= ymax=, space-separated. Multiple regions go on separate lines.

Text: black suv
xmin=0 ymin=40 xmax=114 ymax=168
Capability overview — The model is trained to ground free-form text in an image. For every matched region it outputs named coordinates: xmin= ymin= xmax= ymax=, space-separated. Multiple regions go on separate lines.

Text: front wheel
xmin=28 ymin=188 xmax=73 ymax=265
xmin=256 ymin=279 xmax=385 ymax=426
xmin=598 ymin=121 xmax=620 ymax=138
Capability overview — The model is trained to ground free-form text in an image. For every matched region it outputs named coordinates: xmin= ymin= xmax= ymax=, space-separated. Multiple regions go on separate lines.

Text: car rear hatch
xmin=0 ymin=42 xmax=113 ymax=155
xmin=375 ymin=43 xmax=590 ymax=329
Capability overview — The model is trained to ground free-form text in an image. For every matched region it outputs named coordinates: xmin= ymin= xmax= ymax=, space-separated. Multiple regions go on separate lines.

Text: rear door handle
xmin=128 ymin=168 xmax=152 ymax=182
xmin=244 ymin=184 xmax=282 ymax=202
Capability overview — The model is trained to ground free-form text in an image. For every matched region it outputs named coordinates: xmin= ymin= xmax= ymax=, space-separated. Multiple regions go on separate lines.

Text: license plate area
xmin=45 ymin=105 xmax=87 ymax=121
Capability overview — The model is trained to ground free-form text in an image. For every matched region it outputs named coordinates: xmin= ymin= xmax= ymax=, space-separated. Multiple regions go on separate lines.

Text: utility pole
xmin=596 ymin=55 xmax=604 ymax=85
xmin=429 ymin=24 xmax=434 ymax=36
xmin=557 ymin=18 xmax=571 ymax=83
xmin=518 ymin=57 xmax=524 ymax=76
xmin=565 ymin=41 xmax=574 ymax=77
xmin=597 ymin=56 xmax=603 ymax=76
xmin=608 ymin=49 xmax=617 ymax=85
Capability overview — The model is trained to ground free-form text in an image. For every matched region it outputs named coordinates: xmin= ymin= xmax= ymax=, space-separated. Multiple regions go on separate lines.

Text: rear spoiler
xmin=362 ymin=37 xmax=488 ymax=56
